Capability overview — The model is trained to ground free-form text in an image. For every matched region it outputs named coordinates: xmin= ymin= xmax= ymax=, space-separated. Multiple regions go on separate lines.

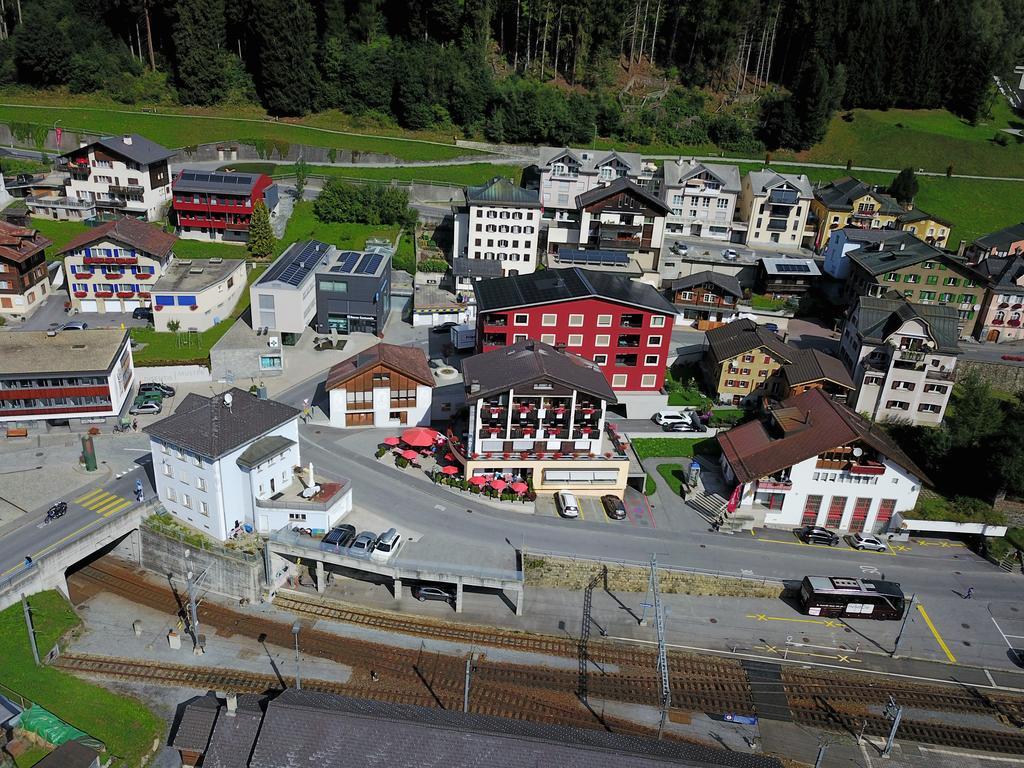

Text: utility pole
xmin=463 ymin=651 xmax=475 ymax=713
xmin=651 ymin=555 xmax=671 ymax=739
xmin=891 ymin=593 xmax=915 ymax=657
xmin=184 ymin=549 xmax=209 ymax=653
xmin=292 ymin=622 xmax=302 ymax=690
xmin=882 ymin=696 xmax=903 ymax=757
xmin=814 ymin=743 xmax=827 ymax=768
xmin=21 ymin=594 xmax=39 ymax=666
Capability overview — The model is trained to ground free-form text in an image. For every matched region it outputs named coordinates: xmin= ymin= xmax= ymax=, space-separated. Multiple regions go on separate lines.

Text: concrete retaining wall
xmin=956 ymin=359 xmax=1024 ymax=391
xmin=133 ymin=364 xmax=212 ymax=383
xmin=139 ymin=526 xmax=262 ymax=603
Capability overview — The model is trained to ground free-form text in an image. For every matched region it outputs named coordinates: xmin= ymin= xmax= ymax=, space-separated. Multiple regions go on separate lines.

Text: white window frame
xmin=648 ymin=335 xmax=663 ymax=347
xmin=167 ymin=487 xmax=177 ymax=502
xmin=541 ymin=313 xmax=558 ymax=326
xmin=593 ymin=354 xmax=608 ymax=365
xmin=595 ymin=334 xmax=610 ymax=347
xmin=644 ymin=354 xmax=659 ymax=366
xmin=650 ymin=316 xmax=666 ymax=327
xmin=641 ymin=374 xmax=658 ymax=388
xmin=611 ymin=374 xmax=628 ymax=388
xmin=596 ymin=314 xmax=612 ymax=327
xmin=568 ymin=314 xmax=584 ymax=327
xmin=567 ymin=334 xmax=584 ymax=347
xmin=196 ymin=477 xmax=207 ymax=492
xmin=513 ymin=334 xmax=527 ymax=342
xmin=182 ymin=493 xmax=192 ymax=510
xmin=513 ymin=313 xmax=529 ymax=326
xmin=199 ymin=500 xmax=209 ymax=516
xmin=162 ymin=463 xmax=173 ymax=478
xmin=541 ymin=333 xmax=556 ymax=345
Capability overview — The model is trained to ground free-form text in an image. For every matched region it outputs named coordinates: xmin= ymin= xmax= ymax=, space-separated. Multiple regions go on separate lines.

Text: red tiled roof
xmin=326 ymin=343 xmax=434 ymax=390
xmin=57 ymin=217 xmax=177 ymax=258
xmin=0 ymin=220 xmax=51 ymax=264
xmin=717 ymin=388 xmax=928 ymax=485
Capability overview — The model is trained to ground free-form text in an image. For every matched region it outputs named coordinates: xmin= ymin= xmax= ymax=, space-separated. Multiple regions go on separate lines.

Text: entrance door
xmin=850 ymin=498 xmax=872 ymax=532
xmin=987 ymin=329 xmax=1000 ymax=342
xmin=802 ymin=495 xmax=823 ymax=526
xmin=825 ymin=496 xmax=847 ymax=528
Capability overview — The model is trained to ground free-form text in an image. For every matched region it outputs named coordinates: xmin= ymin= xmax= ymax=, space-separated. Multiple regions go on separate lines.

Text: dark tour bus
xmin=798 ymin=576 xmax=906 ymax=620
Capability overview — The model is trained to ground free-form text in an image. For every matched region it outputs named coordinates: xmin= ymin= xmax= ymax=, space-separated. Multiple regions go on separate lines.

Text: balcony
xmin=597 ymin=237 xmax=642 ymax=251
xmin=99 ymin=199 xmax=127 ymax=209
xmin=109 ymin=184 xmax=144 ymax=196
xmin=617 ymin=334 xmax=641 ymax=347
xmin=59 ymin=162 xmax=91 ymax=176
xmin=896 ymin=349 xmax=926 ymax=363
xmin=620 ymin=314 xmax=643 ymax=328
xmin=758 ymin=478 xmax=793 ymax=491
xmin=925 ymin=368 xmax=955 ymax=381
xmin=482 ymin=333 xmax=507 ymax=347
xmin=768 ymin=190 xmax=799 ymax=205
xmin=483 ymin=314 xmax=507 ymax=327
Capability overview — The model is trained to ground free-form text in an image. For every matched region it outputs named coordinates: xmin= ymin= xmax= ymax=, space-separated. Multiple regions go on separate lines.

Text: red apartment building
xmin=171 ymin=169 xmax=279 ymax=243
xmin=473 ymin=267 xmax=677 ymax=417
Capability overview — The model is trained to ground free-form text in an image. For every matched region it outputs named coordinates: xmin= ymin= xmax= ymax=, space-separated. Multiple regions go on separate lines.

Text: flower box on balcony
xmin=73 ymin=291 xmax=87 ymax=298
xmin=154 ymin=305 xmax=163 ymax=311
xmin=74 ymin=273 xmax=92 ymax=280
xmin=95 ymin=292 xmax=113 ymax=298
xmin=136 ymin=273 xmax=152 ymax=280
xmin=1014 ymin=304 xmax=1023 ymax=310
xmin=138 ymin=292 xmax=150 ymax=298
xmin=1010 ymin=320 xmax=1022 ymax=327
xmin=190 ymin=304 xmax=199 ymax=311
xmin=116 ymin=291 xmax=134 ymax=298
xmin=993 ymin=318 xmax=1005 ymax=325
xmin=104 ymin=274 xmax=122 ymax=281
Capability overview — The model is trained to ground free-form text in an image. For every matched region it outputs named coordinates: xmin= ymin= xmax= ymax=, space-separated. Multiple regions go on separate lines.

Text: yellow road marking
xmin=89 ymin=495 xmax=125 ymax=514
xmin=74 ymin=488 xmax=107 ymax=504
xmin=755 ymin=644 xmax=862 ymax=664
xmin=917 ymin=603 xmax=957 ymax=663
xmin=82 ymin=491 xmax=114 ymax=508
xmin=754 ymin=537 xmax=893 ymax=556
xmin=0 ymin=515 xmax=110 ymax=577
xmin=746 ymin=614 xmax=843 ymax=627
xmin=102 ymin=500 xmax=132 ymax=517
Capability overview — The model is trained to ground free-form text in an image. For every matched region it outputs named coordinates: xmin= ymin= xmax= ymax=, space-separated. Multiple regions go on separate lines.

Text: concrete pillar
xmin=315 ymin=561 xmax=326 ymax=595
xmin=455 ymin=578 xmax=464 ymax=614
xmin=515 ymin=587 xmax=524 ymax=617
xmin=393 ymin=578 xmax=402 ymax=600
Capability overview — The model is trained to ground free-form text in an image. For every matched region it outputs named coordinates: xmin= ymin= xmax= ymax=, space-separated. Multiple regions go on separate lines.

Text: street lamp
xmin=291 ymin=621 xmax=302 ymax=690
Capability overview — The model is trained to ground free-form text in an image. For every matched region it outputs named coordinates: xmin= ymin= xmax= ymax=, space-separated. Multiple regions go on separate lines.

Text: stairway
xmin=686 ymin=492 xmax=727 ymax=524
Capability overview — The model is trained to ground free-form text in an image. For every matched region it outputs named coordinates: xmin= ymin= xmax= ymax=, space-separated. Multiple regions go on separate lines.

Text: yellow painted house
xmin=895 ymin=208 xmax=951 ymax=249
xmin=811 ymin=177 xmax=904 ymax=251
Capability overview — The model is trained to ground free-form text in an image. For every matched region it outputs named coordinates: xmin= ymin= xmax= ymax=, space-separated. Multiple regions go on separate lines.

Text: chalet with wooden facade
xmin=0 ymin=220 xmax=52 ymax=316
xmin=326 ymin=343 xmax=435 ymax=428
xmin=667 ymin=271 xmax=742 ymax=329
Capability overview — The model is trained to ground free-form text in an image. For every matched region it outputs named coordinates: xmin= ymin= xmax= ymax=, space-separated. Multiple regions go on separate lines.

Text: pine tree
xmin=252 ymin=0 xmax=319 ymax=115
xmin=294 ymin=156 xmax=308 ymax=200
xmin=889 ymin=168 xmax=919 ymax=205
xmin=172 ymin=0 xmax=227 ymax=105
xmin=248 ymin=200 xmax=276 ymax=259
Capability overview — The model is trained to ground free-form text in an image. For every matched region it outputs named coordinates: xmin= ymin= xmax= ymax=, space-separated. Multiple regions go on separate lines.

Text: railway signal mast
xmin=882 ymin=695 xmax=903 ymax=757
xmin=650 ymin=555 xmax=671 ymax=738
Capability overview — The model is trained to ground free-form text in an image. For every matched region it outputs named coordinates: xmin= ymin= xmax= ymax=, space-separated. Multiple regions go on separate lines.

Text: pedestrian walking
xmin=964 ymin=587 xmax=974 ymax=599
xmin=370 ymin=670 xmax=380 ymax=682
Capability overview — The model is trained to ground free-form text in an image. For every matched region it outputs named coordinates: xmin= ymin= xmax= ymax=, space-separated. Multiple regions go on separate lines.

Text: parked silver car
xmin=348 ymin=532 xmax=377 ymax=557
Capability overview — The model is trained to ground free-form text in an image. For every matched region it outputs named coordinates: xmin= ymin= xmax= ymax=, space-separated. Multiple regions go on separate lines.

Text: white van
xmin=371 ymin=528 xmax=403 ymax=561
xmin=555 ymin=491 xmax=580 ymax=519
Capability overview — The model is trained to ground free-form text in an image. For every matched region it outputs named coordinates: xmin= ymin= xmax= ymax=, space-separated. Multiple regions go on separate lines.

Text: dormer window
xmin=599 ymin=166 xmax=614 ymax=180
xmin=553 ymin=163 xmax=567 ymax=176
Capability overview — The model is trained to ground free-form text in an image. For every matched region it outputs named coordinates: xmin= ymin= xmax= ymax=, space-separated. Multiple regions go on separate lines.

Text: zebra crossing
xmin=74 ymin=488 xmax=133 ymax=518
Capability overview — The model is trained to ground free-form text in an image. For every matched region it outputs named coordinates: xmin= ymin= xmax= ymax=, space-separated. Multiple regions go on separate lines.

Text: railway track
xmin=66 ymin=560 xmax=1024 ymax=755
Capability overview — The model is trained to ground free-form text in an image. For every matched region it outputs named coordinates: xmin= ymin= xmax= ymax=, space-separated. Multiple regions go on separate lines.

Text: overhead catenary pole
xmin=891 ymin=593 xmax=915 ymax=657
xmin=21 ymin=594 xmax=40 ymax=666
xmin=882 ymin=696 xmax=903 ymax=757
xmin=463 ymin=651 xmax=475 ymax=713
xmin=651 ymin=555 xmax=670 ymax=739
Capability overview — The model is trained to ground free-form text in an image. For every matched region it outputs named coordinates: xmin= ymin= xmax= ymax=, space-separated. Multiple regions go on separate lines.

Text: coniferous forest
xmin=1 ymin=0 xmax=1022 ymax=151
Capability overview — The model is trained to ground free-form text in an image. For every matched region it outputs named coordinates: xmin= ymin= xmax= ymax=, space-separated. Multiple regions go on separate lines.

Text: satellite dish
xmin=852 ymin=447 xmax=863 ymax=457
xmin=973 ymin=304 xmax=981 ymax=311
xmin=223 ymin=392 xmax=233 ymax=408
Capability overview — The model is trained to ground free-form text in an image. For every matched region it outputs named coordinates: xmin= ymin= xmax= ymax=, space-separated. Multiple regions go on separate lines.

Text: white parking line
xmin=990 ymin=616 xmax=1023 ymax=664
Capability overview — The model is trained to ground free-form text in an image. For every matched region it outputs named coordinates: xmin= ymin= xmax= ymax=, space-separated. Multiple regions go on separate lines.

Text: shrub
xmin=395 ymin=456 xmax=409 ymax=469
xmin=418 ymin=257 xmax=449 ymax=273
xmin=375 ymin=447 xmax=388 ymax=459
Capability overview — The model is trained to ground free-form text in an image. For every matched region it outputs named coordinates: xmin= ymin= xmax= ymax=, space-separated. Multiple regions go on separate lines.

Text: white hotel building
xmin=452 ymin=177 xmax=542 ymax=276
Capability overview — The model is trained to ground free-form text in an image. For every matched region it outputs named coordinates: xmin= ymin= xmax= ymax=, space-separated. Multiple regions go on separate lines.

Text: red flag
xmin=726 ymin=484 xmax=742 ymax=513
xmin=55 ymin=127 xmax=62 ymax=147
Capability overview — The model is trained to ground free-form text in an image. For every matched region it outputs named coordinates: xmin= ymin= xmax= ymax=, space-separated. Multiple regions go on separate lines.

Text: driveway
xmin=12 ymin=294 xmax=151 ymax=332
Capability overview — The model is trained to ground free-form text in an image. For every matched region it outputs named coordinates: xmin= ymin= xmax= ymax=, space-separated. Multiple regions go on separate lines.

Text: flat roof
xmin=152 ymin=258 xmax=245 ymax=293
xmin=257 ymin=240 xmax=333 ymax=288
xmin=0 ymin=329 xmax=128 ymax=375
xmin=320 ymin=247 xmax=391 ymax=279
xmin=173 ymin=169 xmax=263 ymax=195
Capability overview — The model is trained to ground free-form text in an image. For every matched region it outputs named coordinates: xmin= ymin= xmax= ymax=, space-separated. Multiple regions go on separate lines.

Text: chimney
xmin=226 ymin=693 xmax=237 ymax=717
xmin=122 ymin=134 xmax=133 ymax=146
xmin=675 ymin=157 xmax=684 ymax=167
xmin=899 ymin=242 xmax=906 ymax=251
xmin=79 ymin=140 xmax=88 ymax=149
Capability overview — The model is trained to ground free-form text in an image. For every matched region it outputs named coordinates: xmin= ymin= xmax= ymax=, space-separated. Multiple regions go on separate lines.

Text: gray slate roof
xmin=466 ymin=177 xmax=540 ymax=208
xmin=474 ymin=266 xmax=677 ymax=315
xmin=852 ymin=295 xmax=961 ymax=354
xmin=661 ymin=159 xmax=741 ymax=192
xmin=847 ymin=234 xmax=981 ymax=279
xmin=34 ymin=741 xmax=101 ymax=768
xmin=463 ymin=339 xmax=617 ymax=403
xmin=170 ymin=693 xmax=220 ymax=751
xmin=669 ymin=270 xmax=743 ymax=299
xmin=144 ymin=388 xmax=299 ymax=461
xmin=705 ymin=319 xmax=796 ymax=364
xmin=202 ymin=695 xmax=267 ymax=768
xmin=576 ymin=176 xmax=671 ymax=214
xmin=896 ymin=207 xmax=951 ymax=227
xmin=65 ymin=134 xmax=174 ymax=165
xmin=973 ymin=253 xmax=1024 ymax=290
xmin=832 ymin=227 xmax=911 ymax=248
xmin=746 ymin=169 xmax=812 ymax=198
xmin=813 ymin=176 xmax=902 ymax=215
xmin=974 ymin=222 xmax=1024 ymax=252
xmin=236 ymin=435 xmax=297 ymax=469
xmin=453 ymin=257 xmax=502 ymax=279
xmin=538 ymin=147 xmax=644 ymax=176
xmin=781 ymin=349 xmax=854 ymax=390
xmin=247 ymin=690 xmax=782 ymax=768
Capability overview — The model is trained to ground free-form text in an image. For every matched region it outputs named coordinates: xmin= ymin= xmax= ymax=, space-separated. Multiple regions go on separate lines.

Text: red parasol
xmin=400 ymin=449 xmax=420 ymax=461
xmin=440 ymin=465 xmax=459 ymax=475
xmin=490 ymin=478 xmax=508 ymax=492
xmin=444 ymin=453 xmax=455 ymax=461
xmin=402 ymin=427 xmax=439 ymax=447
xmin=383 ymin=436 xmax=401 ymax=446
xmin=469 ymin=475 xmax=488 ymax=486
xmin=510 ymin=481 xmax=529 ymax=494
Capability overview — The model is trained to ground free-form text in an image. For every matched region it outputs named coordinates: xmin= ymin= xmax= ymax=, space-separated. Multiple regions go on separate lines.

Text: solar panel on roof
xmin=774 ymin=263 xmax=811 ymax=273
xmin=180 ymin=172 xmax=196 ymax=181
xmin=357 ymin=253 xmax=384 ymax=274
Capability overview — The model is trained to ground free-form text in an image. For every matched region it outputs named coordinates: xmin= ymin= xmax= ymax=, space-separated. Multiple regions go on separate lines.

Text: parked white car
xmin=555 ymin=490 xmax=580 ymax=519
xmin=653 ymin=410 xmax=690 ymax=426
xmin=370 ymin=528 xmax=403 ymax=561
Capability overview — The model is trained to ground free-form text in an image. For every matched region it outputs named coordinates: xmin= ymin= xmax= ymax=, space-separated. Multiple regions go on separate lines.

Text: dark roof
xmin=248 ymin=690 xmax=782 ymax=768
xmin=474 ymin=267 xmax=677 ymax=315
xmin=832 ymin=227 xmax=910 ymax=248
xmin=813 ymin=176 xmax=902 ymax=215
xmin=575 ymin=177 xmax=670 ymax=214
xmin=173 ymin=169 xmax=265 ymax=195
xmin=33 ymin=741 xmax=100 ymax=768
xmin=896 ymin=207 xmax=952 ymax=227
xmin=670 ymin=271 xmax=743 ymax=299
xmin=171 ymin=693 xmax=220 ymax=752
xmin=972 ymin=253 xmax=1024 ymax=290
xmin=847 ymin=234 xmax=983 ymax=280
xmin=453 ymin=257 xmax=502 ymax=279
xmin=325 ymin=343 xmax=434 ymax=390
xmin=463 ymin=339 xmax=617 ymax=403
xmin=852 ymin=295 xmax=961 ymax=354
xmin=64 ymin=134 xmax=174 ymax=165
xmin=718 ymin=388 xmax=929 ymax=485
xmin=257 ymin=241 xmax=331 ymax=287
xmin=202 ymin=695 xmax=267 ymax=768
xmin=57 ymin=217 xmax=177 ymax=258
xmin=974 ymin=222 xmax=1024 ymax=252
xmin=704 ymin=319 xmax=796 ymax=364
xmin=144 ymin=388 xmax=300 ymax=461
xmin=236 ymin=435 xmax=297 ymax=469
xmin=0 ymin=219 xmax=51 ymax=264
xmin=466 ymin=177 xmax=540 ymax=208
xmin=781 ymin=349 xmax=854 ymax=390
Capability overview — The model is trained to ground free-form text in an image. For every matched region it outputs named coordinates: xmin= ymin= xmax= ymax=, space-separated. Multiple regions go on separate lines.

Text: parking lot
xmin=14 ymin=294 xmax=152 ymax=332
xmin=533 ymin=488 xmax=657 ymax=528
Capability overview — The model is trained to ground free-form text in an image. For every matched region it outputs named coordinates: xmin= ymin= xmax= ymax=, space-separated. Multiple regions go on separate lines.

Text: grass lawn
xmin=277 ymin=201 xmax=398 ymax=256
xmin=131 ymin=264 xmax=264 ymax=365
xmin=632 ymin=437 xmax=720 ymax=460
xmin=220 ymin=162 xmax=522 ymax=187
xmin=749 ymin=294 xmax=791 ymax=312
xmin=0 ymin=591 xmax=163 ymax=766
xmin=394 ymin=231 xmax=415 ymax=274
xmin=657 ymin=463 xmax=688 ymax=496
xmin=172 ymin=238 xmax=250 ymax=260
xmin=0 ymin=99 xmax=476 ymax=162
xmin=665 ymin=364 xmax=711 ymax=408
xmin=644 ymin=474 xmax=657 ymax=494
xmin=29 ymin=218 xmax=92 ymax=260
xmin=14 ymin=745 xmax=52 ymax=767
xmin=710 ymin=407 xmax=746 ymax=427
